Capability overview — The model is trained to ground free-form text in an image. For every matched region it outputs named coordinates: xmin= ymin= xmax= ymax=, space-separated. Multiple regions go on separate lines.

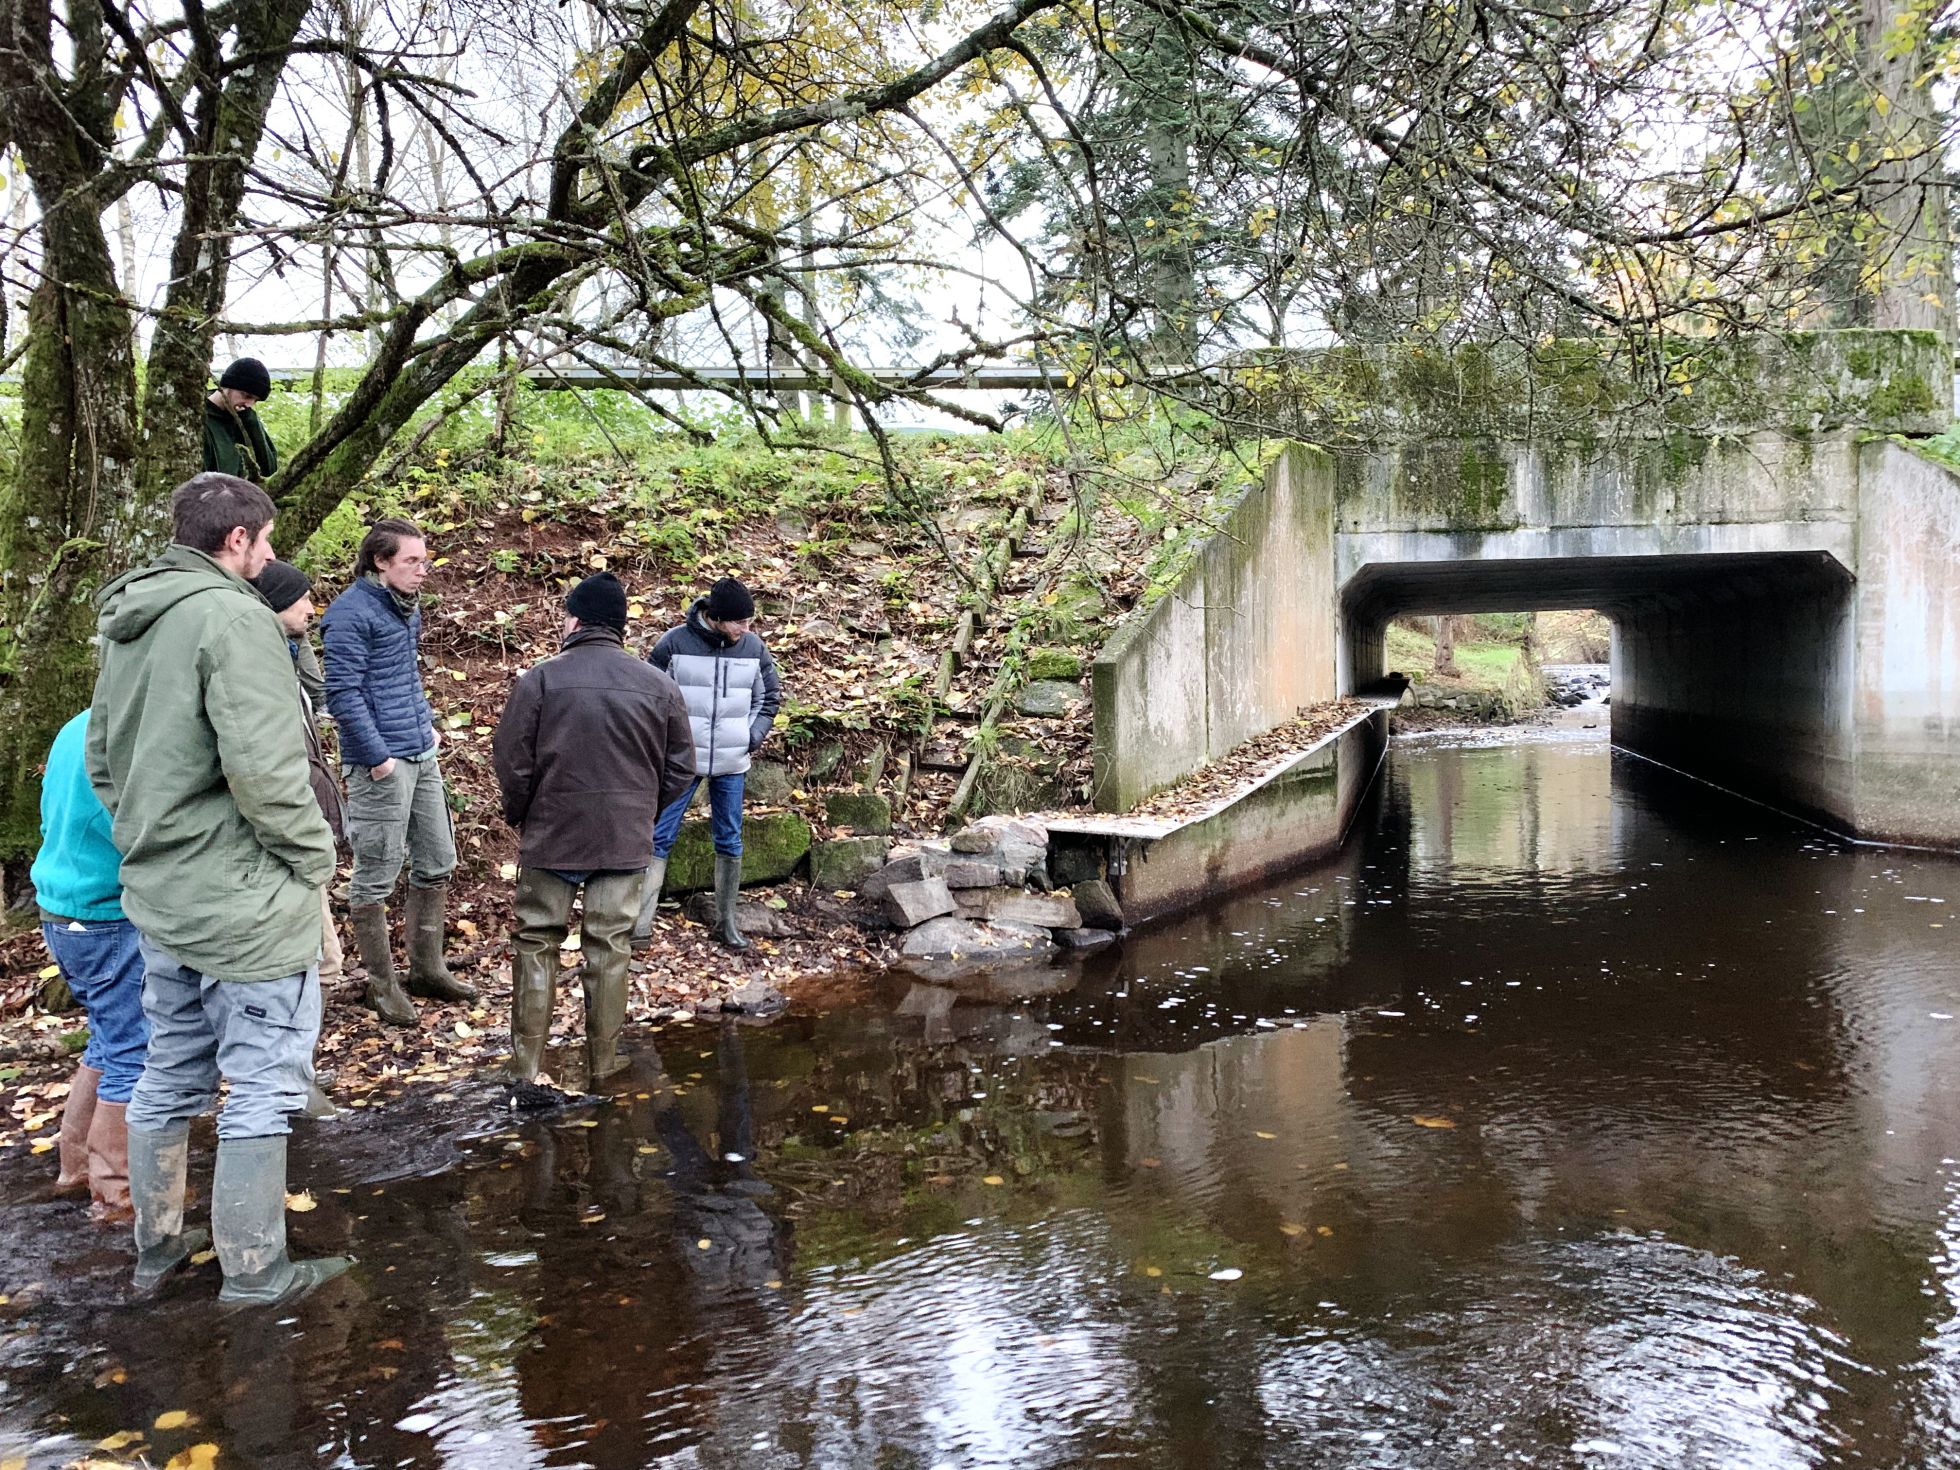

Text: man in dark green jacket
xmin=88 ymin=472 xmax=347 ymax=1307
xmin=203 ymin=358 xmax=278 ymax=484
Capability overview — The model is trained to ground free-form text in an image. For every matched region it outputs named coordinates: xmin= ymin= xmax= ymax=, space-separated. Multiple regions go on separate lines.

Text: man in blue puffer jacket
xmin=321 ymin=517 xmax=475 ymax=1024
xmin=636 ymin=577 xmax=783 ymax=950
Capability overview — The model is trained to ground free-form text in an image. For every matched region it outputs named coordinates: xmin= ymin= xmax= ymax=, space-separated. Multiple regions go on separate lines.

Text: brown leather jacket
xmin=297 ymin=681 xmax=346 ymax=845
xmin=492 ymin=625 xmax=696 ymax=871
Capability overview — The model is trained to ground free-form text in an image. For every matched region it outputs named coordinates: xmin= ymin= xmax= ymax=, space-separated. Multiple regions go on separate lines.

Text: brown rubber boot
xmin=352 ymin=903 xmax=416 ymax=1027
xmin=405 ymin=881 xmax=478 ymax=1002
xmin=86 ymin=1100 xmax=131 ymax=1221
xmin=56 ymin=1064 xmax=102 ymax=1194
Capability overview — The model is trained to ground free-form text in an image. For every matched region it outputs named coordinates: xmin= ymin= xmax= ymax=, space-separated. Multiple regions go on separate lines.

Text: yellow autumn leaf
xmin=697 ymin=1238 xmax=713 ymax=1250
xmin=30 ymin=1139 xmax=55 ymax=1154
xmin=154 ymin=1409 xmax=195 ymax=1430
xmin=1254 ymin=1130 xmax=1278 ymax=1140
xmin=982 ymin=1175 xmax=1006 ymax=1186
xmin=1412 ymin=1115 xmax=1457 ymax=1129
xmin=453 ymin=1020 xmax=474 ymax=1039
xmin=166 ymin=1446 xmax=220 ymax=1470
xmin=1279 ymin=1222 xmax=1308 ymax=1237
xmin=498 ymin=862 xmax=517 ymax=880
xmin=1316 ymin=1225 xmax=1334 ymax=1237
xmin=1143 ymin=1265 xmax=1163 ymax=1278
xmin=38 ymin=963 xmax=60 ymax=980
xmin=190 ymin=1249 xmax=216 ymax=1265
xmin=284 ymin=1191 xmax=317 ymax=1213
xmin=1 ymin=1458 xmax=25 ymax=1470
xmin=96 ymin=1431 xmax=144 ymax=1451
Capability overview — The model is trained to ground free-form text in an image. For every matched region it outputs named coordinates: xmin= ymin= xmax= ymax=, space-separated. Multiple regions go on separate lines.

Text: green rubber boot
xmin=506 ymin=940 xmax=555 ymax=1085
xmin=714 ymin=853 xmax=749 ymax=952
xmin=405 ymin=880 xmax=478 ymax=1002
xmin=213 ymin=1135 xmax=350 ymax=1306
xmin=630 ymin=857 xmax=669 ymax=951
xmin=129 ymin=1122 xmax=209 ymax=1294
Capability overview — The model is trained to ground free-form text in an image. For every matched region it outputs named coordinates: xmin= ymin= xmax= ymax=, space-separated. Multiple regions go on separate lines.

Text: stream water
xmin=3 ymin=717 xmax=1959 ymax=1469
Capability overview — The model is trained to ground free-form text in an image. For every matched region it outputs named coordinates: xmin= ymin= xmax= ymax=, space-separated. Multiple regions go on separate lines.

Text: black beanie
xmin=252 ymin=559 xmax=311 ymax=613
xmin=218 ymin=357 xmax=273 ymax=399
xmin=566 ymin=571 xmax=628 ymax=631
xmin=704 ymin=576 xmax=755 ymax=621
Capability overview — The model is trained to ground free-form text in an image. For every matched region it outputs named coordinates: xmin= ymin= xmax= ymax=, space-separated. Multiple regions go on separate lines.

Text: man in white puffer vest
xmin=635 ymin=577 xmax=783 ymax=950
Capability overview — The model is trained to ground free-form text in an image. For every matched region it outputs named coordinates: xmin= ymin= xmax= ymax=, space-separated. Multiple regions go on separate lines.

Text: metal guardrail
xmin=241 ymin=364 xmax=1065 ymax=392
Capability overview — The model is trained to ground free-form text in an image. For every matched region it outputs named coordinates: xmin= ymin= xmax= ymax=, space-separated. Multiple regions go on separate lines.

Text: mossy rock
xmin=824 ymin=790 xmax=892 ymax=833
xmin=810 ymin=836 xmax=892 ymax=891
xmin=666 ymin=813 xmax=813 ymax=893
xmin=804 ymin=740 xmax=847 ymax=781
xmin=746 ymin=759 xmax=794 ymax=805
xmin=1025 ymin=647 xmax=1083 ymax=680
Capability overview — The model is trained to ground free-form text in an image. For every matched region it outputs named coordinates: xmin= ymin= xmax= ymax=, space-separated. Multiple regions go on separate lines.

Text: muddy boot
xmin=213 ymin=1135 xmax=350 ymax=1306
xmin=506 ymin=941 xmax=554 ymax=1086
xmin=56 ymin=1064 xmax=102 ymax=1194
xmin=580 ymin=946 xmax=631 ymax=1085
xmin=129 ymin=1122 xmax=209 ymax=1294
xmin=405 ymin=881 xmax=478 ymax=1003
xmin=630 ymin=857 xmax=668 ymax=951
xmin=352 ymin=903 xmax=416 ymax=1027
xmin=86 ymin=1100 xmax=131 ymax=1221
xmin=714 ymin=853 xmax=749 ymax=951
xmin=297 ymin=1081 xmax=338 ymax=1121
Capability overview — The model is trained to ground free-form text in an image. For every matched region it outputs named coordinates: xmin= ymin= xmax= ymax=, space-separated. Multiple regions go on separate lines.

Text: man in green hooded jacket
xmin=203 ymin=358 xmax=278 ymax=484
xmin=87 ymin=471 xmax=347 ymax=1307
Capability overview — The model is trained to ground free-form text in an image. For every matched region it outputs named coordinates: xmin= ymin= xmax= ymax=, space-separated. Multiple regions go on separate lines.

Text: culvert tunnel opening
xmin=1342 ymin=550 xmax=1859 ymax=832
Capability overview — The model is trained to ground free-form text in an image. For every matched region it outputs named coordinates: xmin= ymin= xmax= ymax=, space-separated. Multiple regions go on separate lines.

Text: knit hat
xmin=566 ymin=570 xmax=628 ymax=631
xmin=252 ymin=559 xmax=311 ymax=614
xmin=218 ymin=358 xmax=273 ymax=400
xmin=704 ymin=576 xmax=755 ymax=622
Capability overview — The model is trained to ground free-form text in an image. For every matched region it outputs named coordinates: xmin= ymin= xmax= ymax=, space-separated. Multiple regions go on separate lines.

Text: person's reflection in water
xmin=211 ymin=1270 xmax=362 ymax=1469
xmin=511 ymin=1023 xmax=791 ymax=1468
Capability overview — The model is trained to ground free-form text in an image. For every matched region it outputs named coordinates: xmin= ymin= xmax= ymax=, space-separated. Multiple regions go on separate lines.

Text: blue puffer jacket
xmin=321 ymin=576 xmax=437 ymax=768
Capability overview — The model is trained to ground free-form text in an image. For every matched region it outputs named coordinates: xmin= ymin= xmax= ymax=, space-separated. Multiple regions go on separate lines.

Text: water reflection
xmin=3 ymin=733 xmax=1958 ymax=1468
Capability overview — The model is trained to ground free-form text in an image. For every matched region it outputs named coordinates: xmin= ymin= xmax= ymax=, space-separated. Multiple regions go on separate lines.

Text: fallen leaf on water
xmin=1279 ymin=1222 xmax=1308 ymax=1237
xmin=1139 ymin=1157 xmax=1162 ymax=1168
xmin=1412 ymin=1115 xmax=1457 ymax=1129
xmin=982 ymin=1175 xmax=1006 ymax=1186
xmin=1316 ymin=1225 xmax=1334 ymax=1237
xmin=95 ymin=1431 xmax=144 ymax=1451
xmin=1254 ymin=1130 xmax=1278 ymax=1140
xmin=190 ymin=1250 xmax=217 ymax=1265
xmin=697 ymin=1238 xmax=713 ymax=1250
xmin=1143 ymin=1266 xmax=1163 ymax=1278
xmin=574 ymin=1119 xmax=598 ymax=1129
xmin=811 ymin=1104 xmax=829 ymax=1113
xmin=166 ymin=1446 xmax=219 ymax=1470
xmin=285 ymin=1191 xmax=317 ymax=1213
xmin=1208 ymin=1268 xmax=1244 ymax=1282
xmin=377 ymin=1338 xmax=405 ymax=1350
xmin=581 ymin=1212 xmax=607 ymax=1225
xmin=154 ymin=1409 xmax=195 ymax=1430
xmin=29 ymin=1138 xmax=54 ymax=1154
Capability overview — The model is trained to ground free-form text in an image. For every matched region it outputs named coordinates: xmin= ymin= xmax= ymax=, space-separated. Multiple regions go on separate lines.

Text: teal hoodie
xmin=29 ymin=710 xmax=125 ymax=922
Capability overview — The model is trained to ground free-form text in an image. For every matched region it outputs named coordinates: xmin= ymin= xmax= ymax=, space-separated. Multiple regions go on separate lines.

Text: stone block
xmin=861 ymin=846 xmax=951 ymax=902
xmin=1016 ymin=680 xmax=1088 ymax=717
xmin=942 ymin=857 xmax=1005 ymax=888
xmin=1056 ymin=927 xmax=1118 ymax=952
xmin=981 ymin=891 xmax=1081 ymax=930
xmin=900 ymin=916 xmax=1057 ymax=963
xmin=682 ymin=892 xmax=794 ymax=937
xmin=666 ymin=813 xmax=812 ymax=893
xmin=825 ymin=791 xmax=892 ymax=833
xmin=883 ymin=877 xmax=956 ymax=929
xmin=952 ymin=815 xmax=1048 ymax=853
xmin=1070 ymin=878 xmax=1125 ymax=932
xmin=1048 ymin=839 xmax=1104 ymax=887
xmin=804 ymin=739 xmax=847 ymax=780
xmin=810 ymin=836 xmax=891 ymax=892
xmin=745 ymin=759 xmax=793 ymax=806
xmin=1025 ymin=647 xmax=1084 ymax=681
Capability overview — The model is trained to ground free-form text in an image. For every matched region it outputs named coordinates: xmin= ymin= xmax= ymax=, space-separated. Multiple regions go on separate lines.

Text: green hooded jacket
xmin=202 ymin=400 xmax=278 ymax=484
xmin=87 ymin=545 xmax=335 ymax=981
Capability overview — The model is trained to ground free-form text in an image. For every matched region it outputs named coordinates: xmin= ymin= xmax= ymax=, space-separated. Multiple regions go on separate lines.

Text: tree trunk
xmin=1431 ymin=615 xmax=1460 ymax=678
xmin=1862 ymin=0 xmax=1952 ymax=341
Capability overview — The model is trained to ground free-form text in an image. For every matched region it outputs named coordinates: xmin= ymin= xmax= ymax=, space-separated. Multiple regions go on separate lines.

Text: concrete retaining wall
xmin=1850 ymin=444 xmax=1960 ymax=845
xmin=1091 ymin=444 xmax=1339 ymax=812
xmin=1099 ymin=710 xmax=1387 ymax=926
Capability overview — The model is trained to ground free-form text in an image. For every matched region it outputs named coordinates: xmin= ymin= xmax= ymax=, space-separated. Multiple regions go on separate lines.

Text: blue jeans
xmin=125 ymin=936 xmax=322 ymax=1141
xmin=40 ymin=917 xmax=149 ymax=1103
xmin=652 ymin=774 xmax=745 ymax=859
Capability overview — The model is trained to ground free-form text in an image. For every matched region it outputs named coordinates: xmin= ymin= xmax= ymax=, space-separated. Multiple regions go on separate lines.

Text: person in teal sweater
xmin=30 ymin=709 xmax=148 ymax=1220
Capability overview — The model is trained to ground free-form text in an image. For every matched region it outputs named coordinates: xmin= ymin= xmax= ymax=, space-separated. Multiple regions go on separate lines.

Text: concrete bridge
xmin=1091 ymin=329 xmax=1960 ymax=853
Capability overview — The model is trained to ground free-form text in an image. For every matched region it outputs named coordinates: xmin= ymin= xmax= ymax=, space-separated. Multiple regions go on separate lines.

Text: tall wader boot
xmin=714 ymin=853 xmax=750 ymax=951
xmin=352 ymin=903 xmax=416 ymax=1027
xmin=581 ymin=872 xmax=640 ymax=1083
xmin=87 ymin=1101 xmax=132 ymax=1220
xmin=506 ymin=938 xmax=555 ymax=1085
xmin=128 ymin=1122 xmax=209 ymax=1293
xmin=56 ymin=1064 xmax=102 ymax=1194
xmin=630 ymin=857 xmax=668 ymax=951
xmin=405 ymin=880 xmax=478 ymax=1003
xmin=213 ymin=1135 xmax=349 ymax=1305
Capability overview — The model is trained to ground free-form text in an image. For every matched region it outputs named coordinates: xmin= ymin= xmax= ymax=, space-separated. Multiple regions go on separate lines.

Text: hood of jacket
xmin=97 ymin=544 xmax=265 ymax=644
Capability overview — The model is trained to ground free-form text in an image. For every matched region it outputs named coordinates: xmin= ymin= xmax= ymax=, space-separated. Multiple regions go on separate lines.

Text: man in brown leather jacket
xmin=491 ymin=572 xmax=695 ymax=1092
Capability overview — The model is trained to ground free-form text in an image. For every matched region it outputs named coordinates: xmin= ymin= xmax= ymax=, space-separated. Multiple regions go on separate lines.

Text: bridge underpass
xmin=1091 ymin=330 xmax=1960 ymax=852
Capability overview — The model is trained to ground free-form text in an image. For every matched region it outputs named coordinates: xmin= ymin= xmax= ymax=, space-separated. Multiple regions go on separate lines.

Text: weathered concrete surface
xmin=1091 ymin=331 xmax=1960 ymax=848
xmin=1060 ymin=709 xmax=1387 ymax=926
xmin=1091 ymin=444 xmax=1338 ymax=811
